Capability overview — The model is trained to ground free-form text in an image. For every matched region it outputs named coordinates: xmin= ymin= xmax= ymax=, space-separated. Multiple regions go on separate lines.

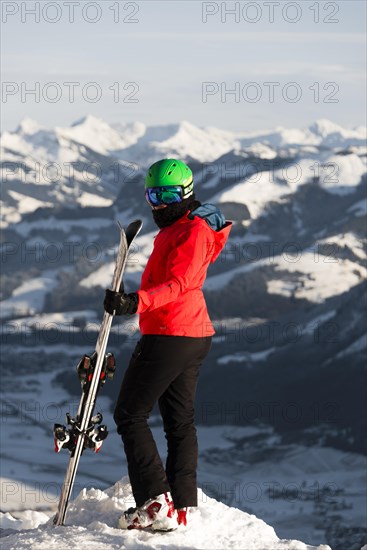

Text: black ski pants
xmin=113 ymin=334 xmax=212 ymax=509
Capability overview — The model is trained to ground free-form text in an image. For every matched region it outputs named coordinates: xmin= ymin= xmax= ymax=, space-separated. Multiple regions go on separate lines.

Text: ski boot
xmin=118 ymin=492 xmax=177 ymax=531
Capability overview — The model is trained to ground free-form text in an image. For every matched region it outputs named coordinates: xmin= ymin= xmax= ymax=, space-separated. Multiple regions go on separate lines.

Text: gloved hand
xmin=104 ymin=289 xmax=139 ymax=315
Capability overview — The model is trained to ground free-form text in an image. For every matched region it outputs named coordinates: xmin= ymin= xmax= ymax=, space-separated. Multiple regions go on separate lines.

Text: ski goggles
xmin=145 ymin=184 xmax=193 ymax=207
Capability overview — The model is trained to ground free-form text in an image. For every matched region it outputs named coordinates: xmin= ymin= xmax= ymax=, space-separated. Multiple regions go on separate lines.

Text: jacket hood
xmin=188 ymin=203 xmax=232 ymax=263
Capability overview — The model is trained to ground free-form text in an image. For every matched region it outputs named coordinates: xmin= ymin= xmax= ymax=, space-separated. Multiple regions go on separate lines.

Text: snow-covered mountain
xmin=1 ymin=116 xmax=366 ymax=548
xmin=1 ymin=116 xmax=366 ymax=225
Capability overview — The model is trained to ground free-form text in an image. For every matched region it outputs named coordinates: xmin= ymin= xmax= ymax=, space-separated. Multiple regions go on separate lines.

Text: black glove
xmin=104 ymin=289 xmax=138 ymax=315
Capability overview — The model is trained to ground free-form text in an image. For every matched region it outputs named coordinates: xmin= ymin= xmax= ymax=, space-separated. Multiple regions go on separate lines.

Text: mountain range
xmin=1 ymin=116 xmax=366 ymax=548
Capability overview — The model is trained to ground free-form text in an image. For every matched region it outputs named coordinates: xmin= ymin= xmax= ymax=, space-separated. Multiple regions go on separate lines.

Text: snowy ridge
xmin=2 ymin=116 xmax=365 ymax=164
xmin=238 ymin=118 xmax=366 ymax=150
xmin=1 ymin=116 xmax=366 ymax=227
xmin=0 ymin=478 xmax=331 ymax=550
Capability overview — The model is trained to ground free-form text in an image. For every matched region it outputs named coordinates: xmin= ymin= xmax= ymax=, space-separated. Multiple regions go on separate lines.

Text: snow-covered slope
xmin=205 ymin=248 xmax=367 ymax=302
xmin=0 ymin=478 xmax=331 ymax=550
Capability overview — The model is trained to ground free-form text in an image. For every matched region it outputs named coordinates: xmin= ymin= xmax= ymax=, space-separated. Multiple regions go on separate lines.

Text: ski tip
xmin=116 ymin=219 xmax=143 ymax=230
xmin=126 ymin=220 xmax=143 ymax=245
xmin=128 ymin=219 xmax=143 ymax=229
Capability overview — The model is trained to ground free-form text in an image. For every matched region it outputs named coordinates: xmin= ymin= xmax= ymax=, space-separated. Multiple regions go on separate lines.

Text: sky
xmin=1 ymin=0 xmax=366 ymax=133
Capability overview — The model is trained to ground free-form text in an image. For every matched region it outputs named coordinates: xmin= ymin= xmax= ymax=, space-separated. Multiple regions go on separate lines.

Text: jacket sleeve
xmin=137 ymin=224 xmax=214 ymax=313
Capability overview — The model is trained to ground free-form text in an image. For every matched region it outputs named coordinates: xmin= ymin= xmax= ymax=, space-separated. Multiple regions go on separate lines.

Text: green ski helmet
xmin=145 ymin=159 xmax=194 ymax=198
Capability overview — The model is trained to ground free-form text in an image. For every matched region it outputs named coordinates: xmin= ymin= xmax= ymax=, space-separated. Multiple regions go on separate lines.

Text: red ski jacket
xmin=136 ymin=210 xmax=232 ymax=337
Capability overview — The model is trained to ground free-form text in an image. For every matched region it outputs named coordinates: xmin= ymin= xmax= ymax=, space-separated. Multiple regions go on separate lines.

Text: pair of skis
xmin=53 ymin=220 xmax=142 ymax=526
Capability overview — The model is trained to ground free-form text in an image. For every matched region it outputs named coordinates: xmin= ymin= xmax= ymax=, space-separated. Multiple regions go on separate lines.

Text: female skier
xmin=104 ymin=158 xmax=231 ymax=530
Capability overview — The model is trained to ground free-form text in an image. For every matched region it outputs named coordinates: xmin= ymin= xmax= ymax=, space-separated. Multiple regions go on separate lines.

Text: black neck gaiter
xmin=152 ymin=194 xmax=201 ymax=229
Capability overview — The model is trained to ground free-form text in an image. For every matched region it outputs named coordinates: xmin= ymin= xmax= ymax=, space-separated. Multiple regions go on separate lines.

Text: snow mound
xmin=0 ymin=478 xmax=331 ymax=550
xmin=1 ymin=511 xmax=49 ymax=531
